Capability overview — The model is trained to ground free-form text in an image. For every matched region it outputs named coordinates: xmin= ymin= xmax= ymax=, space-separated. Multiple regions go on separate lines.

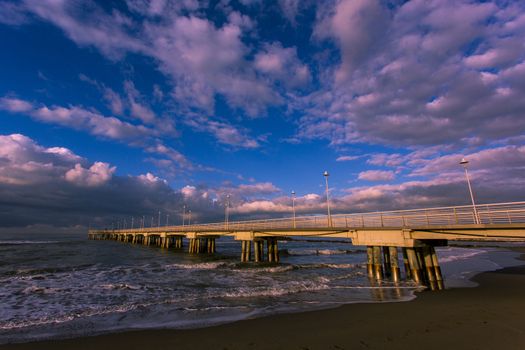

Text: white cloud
xmin=254 ymin=43 xmax=311 ymax=87
xmin=181 ymin=185 xmax=197 ymax=198
xmin=65 ymin=162 xmax=116 ymax=187
xmin=358 ymin=170 xmax=395 ymax=182
xmin=1 ymin=97 xmax=154 ymax=141
xmin=336 ymin=155 xmax=361 ymax=162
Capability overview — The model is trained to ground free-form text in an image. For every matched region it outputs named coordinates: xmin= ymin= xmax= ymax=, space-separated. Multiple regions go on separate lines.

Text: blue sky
xmin=0 ymin=0 xmax=524 ymax=231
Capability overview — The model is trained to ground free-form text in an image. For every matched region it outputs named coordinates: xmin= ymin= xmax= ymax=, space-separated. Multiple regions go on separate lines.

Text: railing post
xmin=425 ymin=210 xmax=430 ymax=226
xmin=454 ymin=208 xmax=458 ymax=224
xmin=486 ymin=204 xmax=492 ymax=224
xmin=507 ymin=210 xmax=512 ymax=224
xmin=361 ymin=215 xmax=365 ymax=227
xmin=380 ymin=213 xmax=384 ymax=227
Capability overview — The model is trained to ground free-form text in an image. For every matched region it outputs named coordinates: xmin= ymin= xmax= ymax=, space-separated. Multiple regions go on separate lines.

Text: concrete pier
xmin=89 ymin=200 xmax=525 ymax=292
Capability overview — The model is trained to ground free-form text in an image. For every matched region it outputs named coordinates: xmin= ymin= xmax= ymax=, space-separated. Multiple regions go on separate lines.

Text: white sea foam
xmin=98 ymin=283 xmax=141 ymax=291
xmin=438 ymin=248 xmax=486 ymax=263
xmin=164 ymin=262 xmax=229 ymax=270
xmin=286 ymin=249 xmax=351 ymax=256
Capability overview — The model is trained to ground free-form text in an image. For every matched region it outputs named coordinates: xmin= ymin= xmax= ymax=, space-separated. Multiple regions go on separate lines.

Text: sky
xmin=0 ymin=0 xmax=524 ymax=232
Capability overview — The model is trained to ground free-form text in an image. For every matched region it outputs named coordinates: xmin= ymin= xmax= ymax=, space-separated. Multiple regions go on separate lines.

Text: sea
xmin=0 ymin=232 xmax=523 ymax=344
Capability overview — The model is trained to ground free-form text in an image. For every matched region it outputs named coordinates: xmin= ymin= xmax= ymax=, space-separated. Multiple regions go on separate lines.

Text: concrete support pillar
xmin=273 ymin=239 xmax=279 ymax=263
xmin=254 ymin=241 xmax=261 ymax=262
xmin=372 ymin=246 xmax=383 ymax=280
xmin=423 ymin=246 xmax=437 ymax=290
xmin=382 ymin=246 xmax=391 ymax=277
xmin=430 ymin=246 xmax=444 ymax=290
xmin=389 ymin=246 xmax=401 ymax=283
xmin=402 ymin=248 xmax=411 ymax=279
xmin=267 ymin=239 xmax=274 ymax=263
xmin=366 ymin=246 xmax=374 ymax=278
xmin=406 ymin=248 xmax=422 ymax=284
xmin=416 ymin=248 xmax=428 ymax=286
xmin=258 ymin=241 xmax=264 ymax=261
xmin=241 ymin=241 xmax=251 ymax=262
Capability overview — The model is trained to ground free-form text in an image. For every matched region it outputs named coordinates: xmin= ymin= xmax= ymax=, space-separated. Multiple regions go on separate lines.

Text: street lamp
xmin=157 ymin=210 xmax=161 ymax=228
xmin=182 ymin=205 xmax=186 ymax=227
xmin=291 ymin=190 xmax=296 ymax=229
xmin=166 ymin=213 xmax=169 ymax=227
xmin=131 ymin=216 xmax=134 ymax=230
xmin=460 ymin=158 xmax=480 ymax=224
xmin=323 ymin=171 xmax=332 ymax=227
xmin=188 ymin=210 xmax=192 ymax=226
xmin=225 ymin=194 xmax=230 ymax=229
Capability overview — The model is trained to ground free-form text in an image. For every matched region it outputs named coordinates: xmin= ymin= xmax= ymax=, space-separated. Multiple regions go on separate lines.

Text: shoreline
xmin=2 ymin=248 xmax=525 ymax=349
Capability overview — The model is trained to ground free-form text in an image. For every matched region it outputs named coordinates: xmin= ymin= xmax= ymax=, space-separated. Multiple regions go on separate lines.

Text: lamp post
xmin=142 ymin=215 xmax=145 ymax=230
xmin=291 ymin=190 xmax=296 ymax=229
xmin=225 ymin=194 xmax=230 ymax=229
xmin=157 ymin=210 xmax=161 ymax=228
xmin=323 ymin=171 xmax=332 ymax=227
xmin=182 ymin=205 xmax=186 ymax=227
xmin=131 ymin=217 xmax=134 ymax=230
xmin=188 ymin=210 xmax=192 ymax=226
xmin=460 ymin=158 xmax=480 ymax=224
xmin=166 ymin=214 xmax=169 ymax=227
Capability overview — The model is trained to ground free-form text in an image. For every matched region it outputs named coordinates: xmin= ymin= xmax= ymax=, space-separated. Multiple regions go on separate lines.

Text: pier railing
xmin=102 ymin=201 xmax=525 ymax=233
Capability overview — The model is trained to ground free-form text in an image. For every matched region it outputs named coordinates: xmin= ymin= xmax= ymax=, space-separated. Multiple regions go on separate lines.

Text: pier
xmin=89 ymin=201 xmax=525 ymax=290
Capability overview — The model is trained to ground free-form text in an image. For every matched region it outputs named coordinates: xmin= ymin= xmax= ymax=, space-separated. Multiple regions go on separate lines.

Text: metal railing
xmin=98 ymin=201 xmax=525 ymax=234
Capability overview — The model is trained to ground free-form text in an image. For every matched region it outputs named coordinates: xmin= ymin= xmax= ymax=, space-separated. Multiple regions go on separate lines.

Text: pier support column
xmin=372 ymin=246 xmax=383 ymax=280
xmin=273 ymin=239 xmax=279 ymax=263
xmin=416 ymin=248 xmax=428 ymax=286
xmin=366 ymin=246 xmax=374 ymax=278
xmin=430 ymin=247 xmax=444 ymax=290
xmin=241 ymin=240 xmax=252 ymax=262
xmin=402 ymin=248 xmax=411 ymax=279
xmin=265 ymin=239 xmax=279 ymax=262
xmin=423 ymin=247 xmax=437 ymax=291
xmin=254 ymin=241 xmax=261 ymax=262
xmin=382 ymin=247 xmax=391 ymax=277
xmin=406 ymin=248 xmax=422 ymax=284
xmin=389 ymin=246 xmax=401 ymax=283
xmin=266 ymin=239 xmax=272 ymax=263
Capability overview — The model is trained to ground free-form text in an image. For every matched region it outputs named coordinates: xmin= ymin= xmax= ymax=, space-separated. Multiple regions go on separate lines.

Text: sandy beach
xmin=2 ymin=250 xmax=525 ymax=350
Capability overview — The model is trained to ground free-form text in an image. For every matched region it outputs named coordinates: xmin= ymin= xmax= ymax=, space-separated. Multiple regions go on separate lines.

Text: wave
xmin=438 ymin=248 xmax=486 ymax=263
xmin=284 ymin=249 xmax=356 ymax=256
xmin=164 ymin=262 xmax=230 ymax=270
xmin=2 ymin=264 xmax=95 ymax=278
xmin=21 ymin=286 xmax=63 ymax=295
xmin=220 ymin=281 xmax=329 ymax=299
xmin=98 ymin=283 xmax=141 ymax=291
xmin=0 ymin=240 xmax=58 ymax=246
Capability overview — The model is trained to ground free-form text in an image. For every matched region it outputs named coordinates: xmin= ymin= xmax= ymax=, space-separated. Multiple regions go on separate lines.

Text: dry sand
xmin=3 ymin=252 xmax=525 ymax=350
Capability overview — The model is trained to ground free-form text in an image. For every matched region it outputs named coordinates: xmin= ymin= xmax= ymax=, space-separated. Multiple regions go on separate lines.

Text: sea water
xmin=0 ymin=232 xmax=523 ymax=344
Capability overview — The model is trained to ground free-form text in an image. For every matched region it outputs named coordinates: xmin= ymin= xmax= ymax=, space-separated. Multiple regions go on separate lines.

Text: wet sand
xmin=3 ymin=252 xmax=525 ymax=350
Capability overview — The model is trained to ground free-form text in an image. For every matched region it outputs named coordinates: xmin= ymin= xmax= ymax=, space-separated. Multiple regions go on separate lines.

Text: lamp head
xmin=291 ymin=190 xmax=295 ymax=195
xmin=459 ymin=158 xmax=469 ymax=165
xmin=323 ymin=171 xmax=329 ymax=177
